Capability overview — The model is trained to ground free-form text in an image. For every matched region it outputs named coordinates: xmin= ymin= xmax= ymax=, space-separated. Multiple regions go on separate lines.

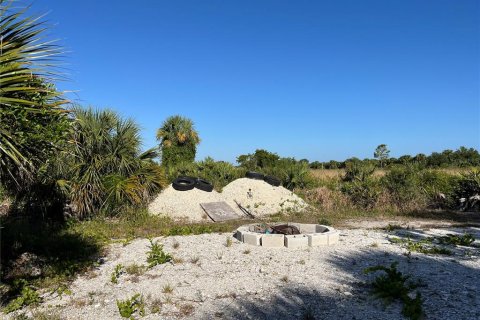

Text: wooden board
xmin=200 ymin=201 xmax=242 ymax=222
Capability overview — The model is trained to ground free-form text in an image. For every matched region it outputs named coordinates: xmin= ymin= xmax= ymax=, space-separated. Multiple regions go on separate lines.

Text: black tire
xmin=246 ymin=171 xmax=264 ymax=180
xmin=172 ymin=176 xmax=196 ymax=191
xmin=264 ymin=175 xmax=281 ymax=187
xmin=195 ymin=178 xmax=214 ymax=192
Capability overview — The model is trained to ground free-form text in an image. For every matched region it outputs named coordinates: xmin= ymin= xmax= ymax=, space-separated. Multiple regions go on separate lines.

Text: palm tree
xmin=156 ymin=115 xmax=200 ymax=167
xmin=64 ymin=107 xmax=166 ymax=218
xmin=0 ymin=0 xmax=68 ymax=185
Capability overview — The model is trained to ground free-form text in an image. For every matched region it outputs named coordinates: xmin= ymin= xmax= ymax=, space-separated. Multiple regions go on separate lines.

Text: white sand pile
xmin=148 ymin=178 xmax=308 ymax=221
xmin=222 ymin=178 xmax=307 ymax=217
xmin=148 ymin=185 xmax=222 ymax=221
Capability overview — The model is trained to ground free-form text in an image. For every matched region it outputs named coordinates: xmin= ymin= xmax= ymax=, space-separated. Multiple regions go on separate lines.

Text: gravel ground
xmin=6 ymin=226 xmax=480 ymax=320
xmin=148 ymin=178 xmax=307 ymax=221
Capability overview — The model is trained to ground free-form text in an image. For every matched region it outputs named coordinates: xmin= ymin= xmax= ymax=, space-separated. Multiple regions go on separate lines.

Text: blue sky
xmin=32 ymin=0 xmax=479 ymax=163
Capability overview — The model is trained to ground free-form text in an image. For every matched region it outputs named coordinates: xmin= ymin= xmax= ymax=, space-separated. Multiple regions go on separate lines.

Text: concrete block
xmin=235 ymin=227 xmax=248 ymax=241
xmin=261 ymin=234 xmax=285 ymax=248
xmin=285 ymin=235 xmax=309 ymax=248
xmin=243 ymin=232 xmax=261 ymax=246
xmin=328 ymin=231 xmax=340 ymax=245
xmin=307 ymin=233 xmax=329 ymax=246
xmin=298 ymin=223 xmax=316 ymax=233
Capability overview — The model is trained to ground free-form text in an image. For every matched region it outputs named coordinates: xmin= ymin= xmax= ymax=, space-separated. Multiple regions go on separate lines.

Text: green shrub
xmin=343 ymin=161 xmax=376 ymax=182
xmin=453 ymin=170 xmax=480 ymax=200
xmin=341 ymin=178 xmax=380 ymax=209
xmin=3 ymin=280 xmax=41 ymax=314
xmin=146 ymin=239 xmax=172 ymax=268
xmin=116 ymin=293 xmax=145 ymax=319
xmin=264 ymin=158 xmax=314 ymax=190
xmin=364 ymin=262 xmax=424 ymax=320
xmin=381 ymin=165 xmax=425 ymax=210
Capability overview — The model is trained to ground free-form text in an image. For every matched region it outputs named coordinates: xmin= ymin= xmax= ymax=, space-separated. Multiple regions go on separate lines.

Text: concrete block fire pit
xmin=235 ymin=222 xmax=339 ymax=248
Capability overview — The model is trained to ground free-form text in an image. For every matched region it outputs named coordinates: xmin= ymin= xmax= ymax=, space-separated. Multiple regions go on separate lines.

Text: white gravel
xmin=7 ymin=226 xmax=480 ymax=320
xmin=148 ymin=178 xmax=308 ymax=221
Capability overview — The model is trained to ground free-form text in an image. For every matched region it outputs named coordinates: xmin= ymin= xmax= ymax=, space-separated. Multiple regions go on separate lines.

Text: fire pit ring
xmin=235 ymin=222 xmax=339 ymax=248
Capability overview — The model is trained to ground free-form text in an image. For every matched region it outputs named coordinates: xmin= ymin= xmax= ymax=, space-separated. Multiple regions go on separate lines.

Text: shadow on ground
xmin=214 ymin=227 xmax=480 ymax=320
xmin=0 ymin=215 xmax=102 ymax=303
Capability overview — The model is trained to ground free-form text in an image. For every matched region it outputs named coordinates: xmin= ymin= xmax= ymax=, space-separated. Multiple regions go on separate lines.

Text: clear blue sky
xmin=32 ymin=0 xmax=479 ymax=163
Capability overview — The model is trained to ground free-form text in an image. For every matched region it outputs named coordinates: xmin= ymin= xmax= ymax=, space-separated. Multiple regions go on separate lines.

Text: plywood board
xmin=200 ymin=201 xmax=242 ymax=222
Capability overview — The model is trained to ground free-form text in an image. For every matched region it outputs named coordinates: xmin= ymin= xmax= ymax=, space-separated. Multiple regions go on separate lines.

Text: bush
xmin=264 ymin=158 xmax=314 ymax=190
xmin=341 ymin=178 xmax=381 ymax=209
xmin=381 ymin=165 xmax=426 ymax=211
xmin=166 ymin=157 xmax=245 ymax=191
xmin=454 ymin=170 xmax=480 ymax=200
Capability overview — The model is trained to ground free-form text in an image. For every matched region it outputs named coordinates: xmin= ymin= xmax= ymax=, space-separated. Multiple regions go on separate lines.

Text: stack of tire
xmin=172 ymin=176 xmax=214 ymax=192
xmin=245 ymin=171 xmax=281 ymax=187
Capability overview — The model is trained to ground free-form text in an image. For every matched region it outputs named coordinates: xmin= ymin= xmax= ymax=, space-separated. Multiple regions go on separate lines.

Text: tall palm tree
xmin=156 ymin=115 xmax=200 ymax=167
xmin=65 ymin=107 xmax=166 ymax=218
xmin=0 ymin=0 xmax=68 ymax=184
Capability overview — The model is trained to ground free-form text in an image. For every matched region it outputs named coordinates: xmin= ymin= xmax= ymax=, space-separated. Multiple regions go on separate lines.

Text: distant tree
xmin=156 ymin=115 xmax=200 ymax=167
xmin=236 ymin=149 xmax=279 ymax=169
xmin=398 ymin=155 xmax=413 ymax=165
xmin=374 ymin=144 xmax=390 ymax=167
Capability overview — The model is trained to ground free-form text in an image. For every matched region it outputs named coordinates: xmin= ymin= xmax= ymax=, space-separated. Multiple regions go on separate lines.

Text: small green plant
xmin=150 ymin=298 xmax=163 ymax=313
xmin=243 ymin=249 xmax=251 ymax=254
xmin=364 ymin=262 xmax=424 ymax=320
xmin=146 ymin=239 xmax=172 ymax=268
xmin=116 ymin=293 xmax=145 ymax=319
xmin=111 ymin=264 xmax=124 ymax=284
xmin=225 ymin=236 xmax=233 ymax=247
xmin=3 ymin=280 xmax=41 ymax=314
xmin=172 ymin=241 xmax=180 ymax=249
xmin=162 ymin=284 xmax=174 ymax=294
xmin=438 ymin=233 xmax=475 ymax=246
xmin=389 ymin=237 xmax=451 ymax=255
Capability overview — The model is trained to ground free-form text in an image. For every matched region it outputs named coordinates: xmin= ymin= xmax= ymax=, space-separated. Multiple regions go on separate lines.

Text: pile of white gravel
xmin=148 ymin=185 xmax=223 ymax=221
xmin=148 ymin=178 xmax=307 ymax=221
xmin=221 ymin=178 xmax=307 ymax=217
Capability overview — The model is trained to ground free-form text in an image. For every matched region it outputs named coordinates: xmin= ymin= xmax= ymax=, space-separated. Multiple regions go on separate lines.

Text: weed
xmin=301 ymin=306 xmax=316 ymax=320
xmin=243 ymin=249 xmax=251 ymax=254
xmin=225 ymin=236 xmax=233 ymax=247
xmin=318 ymin=218 xmax=331 ymax=225
xmin=178 ymin=303 xmax=195 ymax=316
xmin=172 ymin=241 xmax=180 ymax=249
xmin=364 ymin=262 xmax=424 ymax=320
xmin=298 ymin=259 xmax=306 ymax=265
xmin=172 ymin=257 xmax=184 ymax=264
xmin=150 ymin=298 xmax=163 ymax=313
xmin=111 ymin=264 xmax=124 ymax=284
xmin=438 ymin=233 xmax=475 ymax=246
xmin=384 ymin=224 xmax=403 ymax=232
xmin=3 ymin=280 xmax=41 ymax=314
xmin=125 ymin=264 xmax=146 ymax=276
xmin=146 ymin=239 xmax=172 ymax=268
xmin=281 ymin=276 xmax=289 ymax=282
xmin=190 ymin=256 xmax=200 ymax=265
xmin=162 ymin=284 xmax=174 ymax=294
xmin=370 ymin=242 xmax=379 ymax=247
xmin=116 ymin=293 xmax=145 ymax=319
xmin=390 ymin=237 xmax=452 ymax=255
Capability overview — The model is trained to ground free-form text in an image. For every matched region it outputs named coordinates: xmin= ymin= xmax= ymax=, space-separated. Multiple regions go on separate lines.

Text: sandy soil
xmin=6 ymin=226 xmax=480 ymax=320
